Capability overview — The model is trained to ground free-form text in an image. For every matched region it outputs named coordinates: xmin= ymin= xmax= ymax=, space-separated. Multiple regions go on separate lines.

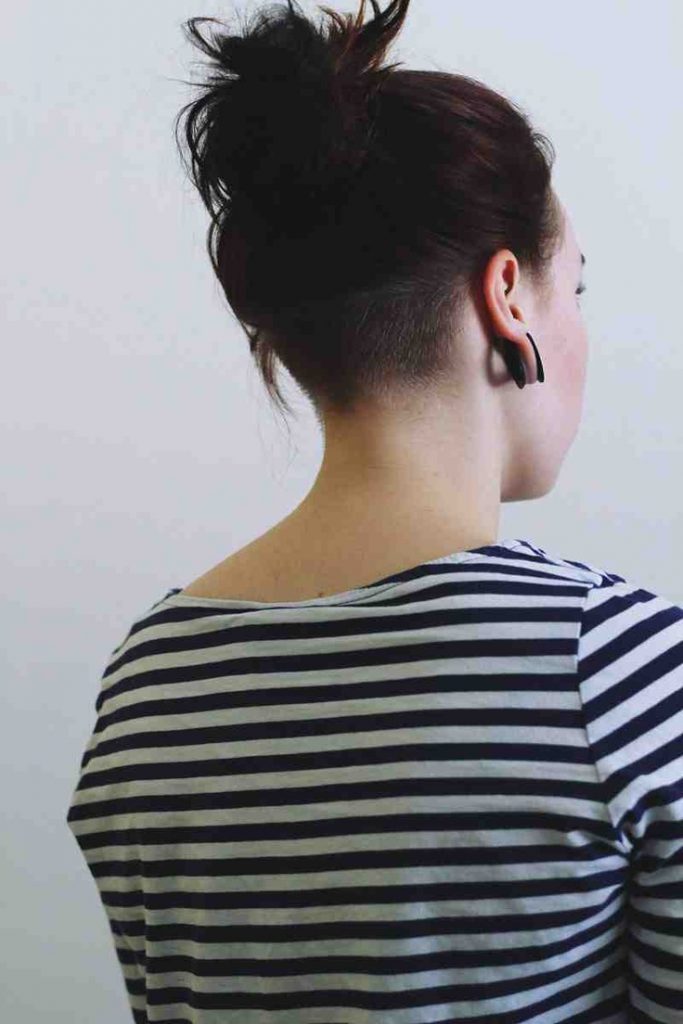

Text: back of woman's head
xmin=174 ymin=0 xmax=562 ymax=428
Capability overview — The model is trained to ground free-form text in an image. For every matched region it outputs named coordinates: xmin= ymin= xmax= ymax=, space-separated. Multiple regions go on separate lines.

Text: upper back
xmin=66 ymin=538 xmax=683 ymax=1024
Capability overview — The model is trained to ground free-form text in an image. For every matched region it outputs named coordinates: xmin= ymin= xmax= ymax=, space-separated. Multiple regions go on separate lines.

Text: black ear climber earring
xmin=496 ymin=332 xmax=545 ymax=389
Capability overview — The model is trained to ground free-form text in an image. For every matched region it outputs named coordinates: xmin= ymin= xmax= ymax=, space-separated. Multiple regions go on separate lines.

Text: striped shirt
xmin=65 ymin=537 xmax=683 ymax=1024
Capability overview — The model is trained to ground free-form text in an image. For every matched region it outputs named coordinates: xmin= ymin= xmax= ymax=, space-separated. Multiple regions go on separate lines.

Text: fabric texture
xmin=66 ymin=538 xmax=683 ymax=1024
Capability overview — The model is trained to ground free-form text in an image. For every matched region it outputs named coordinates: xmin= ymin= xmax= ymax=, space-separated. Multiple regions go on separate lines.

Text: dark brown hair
xmin=174 ymin=0 xmax=563 ymax=427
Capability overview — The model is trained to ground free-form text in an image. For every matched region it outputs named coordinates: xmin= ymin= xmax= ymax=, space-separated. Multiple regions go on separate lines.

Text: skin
xmin=184 ymin=195 xmax=588 ymax=599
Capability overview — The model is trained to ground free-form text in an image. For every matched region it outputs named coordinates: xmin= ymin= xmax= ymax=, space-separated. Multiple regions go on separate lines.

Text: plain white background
xmin=3 ymin=1 xmax=681 ymax=1020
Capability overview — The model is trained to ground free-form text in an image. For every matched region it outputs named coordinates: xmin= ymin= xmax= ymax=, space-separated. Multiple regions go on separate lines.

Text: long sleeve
xmin=577 ymin=576 xmax=683 ymax=1023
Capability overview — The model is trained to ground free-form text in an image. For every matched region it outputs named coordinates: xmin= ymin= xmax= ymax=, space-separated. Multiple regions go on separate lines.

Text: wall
xmin=2 ymin=1 xmax=681 ymax=1020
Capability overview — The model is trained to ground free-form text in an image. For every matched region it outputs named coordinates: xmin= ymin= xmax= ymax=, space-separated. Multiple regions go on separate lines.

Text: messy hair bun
xmin=174 ymin=0 xmax=562 ymax=425
xmin=179 ymin=0 xmax=395 ymax=231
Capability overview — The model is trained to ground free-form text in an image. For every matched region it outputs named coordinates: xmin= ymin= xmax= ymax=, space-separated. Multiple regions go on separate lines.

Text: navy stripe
xmin=66 ymin=538 xmax=683 ymax=1023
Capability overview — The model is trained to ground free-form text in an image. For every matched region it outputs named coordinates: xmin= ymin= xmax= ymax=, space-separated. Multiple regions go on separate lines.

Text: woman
xmin=66 ymin=2 xmax=682 ymax=1022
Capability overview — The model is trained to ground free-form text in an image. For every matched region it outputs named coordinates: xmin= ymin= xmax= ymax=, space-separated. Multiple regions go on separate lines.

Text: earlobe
xmin=494 ymin=336 xmax=526 ymax=388
xmin=494 ymin=332 xmax=544 ymax=389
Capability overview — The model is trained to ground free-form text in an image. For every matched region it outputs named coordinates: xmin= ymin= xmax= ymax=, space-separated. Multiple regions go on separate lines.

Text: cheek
xmin=571 ymin=311 xmax=589 ymax=383
xmin=537 ymin=298 xmax=588 ymax=399
xmin=560 ymin=298 xmax=588 ymax=378
xmin=561 ymin=312 xmax=589 ymax=420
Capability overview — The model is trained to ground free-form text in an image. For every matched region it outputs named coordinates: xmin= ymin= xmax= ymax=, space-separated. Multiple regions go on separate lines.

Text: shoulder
xmin=577 ymin=572 xmax=683 ymax=688
xmin=512 ymin=539 xmax=683 ymax=686
xmin=179 ymin=546 xmax=277 ymax=601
